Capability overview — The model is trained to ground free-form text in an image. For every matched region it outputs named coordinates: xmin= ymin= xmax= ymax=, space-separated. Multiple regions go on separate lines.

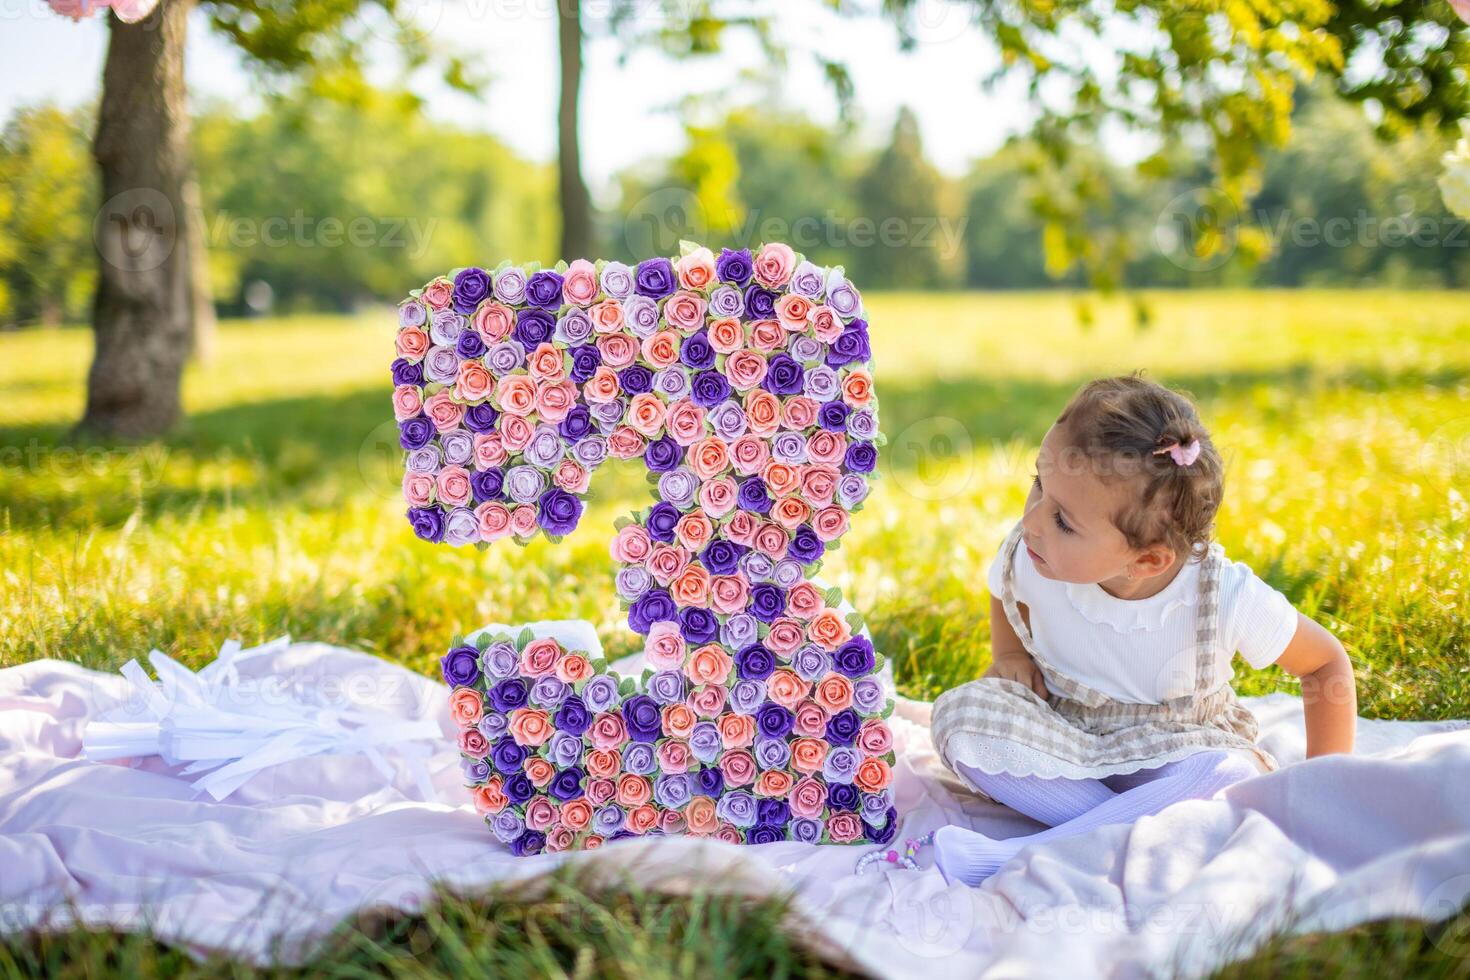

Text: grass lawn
xmin=2 ymin=290 xmax=1468 ymax=977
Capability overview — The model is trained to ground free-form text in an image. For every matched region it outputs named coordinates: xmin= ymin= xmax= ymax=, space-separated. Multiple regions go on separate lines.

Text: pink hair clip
xmin=1154 ymin=438 xmax=1201 ymax=467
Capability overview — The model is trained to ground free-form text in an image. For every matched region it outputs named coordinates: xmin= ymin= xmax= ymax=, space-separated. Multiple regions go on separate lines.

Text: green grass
xmin=2 ymin=290 xmax=1468 ymax=976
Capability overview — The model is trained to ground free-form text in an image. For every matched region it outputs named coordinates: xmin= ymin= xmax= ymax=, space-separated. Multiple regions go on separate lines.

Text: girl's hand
xmin=985 ymin=651 xmax=1049 ymax=699
xmin=1273 ymin=612 xmax=1356 ymax=757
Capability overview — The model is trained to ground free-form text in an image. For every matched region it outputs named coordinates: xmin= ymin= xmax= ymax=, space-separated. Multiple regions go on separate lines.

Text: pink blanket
xmin=3 ymin=637 xmax=1467 ymax=977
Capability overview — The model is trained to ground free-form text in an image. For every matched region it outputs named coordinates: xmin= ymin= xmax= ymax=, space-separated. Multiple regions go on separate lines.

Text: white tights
xmin=933 ymin=751 xmax=1259 ymax=885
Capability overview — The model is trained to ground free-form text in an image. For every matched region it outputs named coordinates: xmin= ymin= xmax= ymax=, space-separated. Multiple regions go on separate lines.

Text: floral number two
xmin=394 ymin=242 xmax=896 ymax=854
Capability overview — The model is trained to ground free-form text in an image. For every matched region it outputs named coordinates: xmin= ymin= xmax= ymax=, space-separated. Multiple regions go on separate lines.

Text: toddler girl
xmin=929 ymin=375 xmax=1356 ymax=884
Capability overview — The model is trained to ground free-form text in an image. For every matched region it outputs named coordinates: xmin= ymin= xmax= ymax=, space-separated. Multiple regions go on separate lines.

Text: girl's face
xmin=1021 ymin=424 xmax=1176 ymax=589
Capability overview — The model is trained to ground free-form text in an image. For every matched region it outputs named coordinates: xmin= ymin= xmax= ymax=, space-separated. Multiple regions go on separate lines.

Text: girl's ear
xmin=1129 ymin=544 xmax=1177 ymax=581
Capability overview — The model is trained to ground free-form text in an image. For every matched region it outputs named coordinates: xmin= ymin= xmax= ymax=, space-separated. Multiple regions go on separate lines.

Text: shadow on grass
xmin=2 ymin=361 xmax=1465 ymax=533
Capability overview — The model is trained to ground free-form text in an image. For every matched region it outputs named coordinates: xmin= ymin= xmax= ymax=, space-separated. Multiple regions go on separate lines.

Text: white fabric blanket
xmin=2 ymin=636 xmax=1468 ymax=978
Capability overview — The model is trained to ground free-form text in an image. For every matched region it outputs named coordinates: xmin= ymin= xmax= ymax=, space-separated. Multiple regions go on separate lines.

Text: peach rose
xmin=584 ymin=835 xmax=605 ymax=849
xmin=775 ymin=292 xmax=814 ymax=331
xmin=766 ymin=669 xmax=810 ymax=710
xmin=524 ymin=757 xmax=555 ymax=788
xmin=761 ymin=460 xmax=800 ymax=497
xmin=424 ymin=390 xmax=464 ymax=432
xmin=495 ymin=374 xmax=537 ymax=416
xmin=476 ymin=502 xmax=512 ymax=541
xmin=814 ymin=673 xmax=854 ymax=713
xmin=499 ymin=414 xmax=533 ymax=452
xmin=800 ymin=465 xmax=839 ymax=507
xmin=689 ymin=681 xmax=728 ymax=717
xmin=448 ymin=687 xmax=484 ymax=726
xmin=598 ymin=332 xmax=638 ymax=368
xmin=644 ymin=621 xmax=687 ymax=671
xmin=793 ymin=701 xmax=828 ymax=738
xmin=748 ymin=319 xmax=786 ymax=352
xmin=807 ymin=429 xmax=847 ymax=465
xmin=788 ymin=776 xmax=825 ymax=819
xmin=552 ymin=459 xmax=590 ymax=493
xmin=685 ymin=797 xmax=718 ymax=833
xmin=726 ymin=349 xmax=768 ymax=391
xmin=790 ymin=738 xmax=828 ymax=775
xmin=474 ymin=302 xmax=514 ymax=344
xmin=627 ymin=392 xmax=668 ymax=437
xmin=611 ymin=524 xmax=653 ymax=564
xmin=719 ymin=748 xmax=756 ymax=785
xmin=671 ymin=565 xmax=712 ymax=607
xmin=782 ymin=396 xmax=819 ymax=430
xmin=688 ymin=437 xmax=729 ymax=481
xmin=724 ymin=510 xmax=759 ymax=546
xmin=771 ymin=496 xmax=811 ymax=530
xmin=786 ymin=582 xmax=824 ymax=620
xmin=589 ymin=712 xmax=628 ymax=751
xmin=685 ymin=644 xmax=733 ymax=686
xmin=699 ymin=477 xmax=737 ymax=518
xmin=561 ymin=798 xmax=593 ymax=830
xmin=392 ymin=385 xmax=423 ymax=421
xmin=730 ymin=435 xmax=769 ymax=476
xmin=459 ymin=728 xmax=488 ymax=756
xmin=563 ymin=258 xmax=599 ymax=306
xmin=663 ymin=290 xmax=707 ymax=333
xmin=626 ymin=805 xmax=658 ymax=834
xmin=607 ymin=425 xmax=646 ymax=458
xmin=585 ymin=748 xmax=621 ymax=779
xmin=528 ymin=342 xmax=565 ymax=383
xmin=661 ymin=703 xmax=697 ymax=740
xmin=436 ymin=465 xmax=472 ymax=508
xmin=641 ymin=330 xmax=680 ymax=369
xmin=473 ymin=779 xmax=507 ymax=815
xmin=754 ymin=770 xmax=793 ymax=798
xmin=744 ymin=390 xmax=782 ymax=436
xmin=657 ymin=739 xmax=692 ymax=774
xmin=827 ymin=812 xmax=863 ymax=843
xmin=709 ymin=575 xmax=750 ymax=615
xmin=809 ymin=609 xmax=853 ymax=651
xmin=675 ymin=246 xmax=716 ymax=290
xmin=666 ymin=398 xmax=706 ymax=446
xmin=813 ymin=506 xmax=850 ymax=542
xmin=718 ymin=713 xmax=756 ymax=749
xmin=841 ymin=368 xmax=873 ymax=407
xmin=583 ymin=366 xmax=621 ymax=403
xmin=675 ymin=513 xmax=714 ymax=552
xmin=537 ymin=380 xmax=577 ymax=423
xmin=473 ymin=433 xmax=507 ymax=469
xmin=646 ymin=543 xmax=691 ymax=586
xmin=854 ymin=757 xmax=892 ymax=793
xmin=556 ymin=653 xmax=593 ymax=684
xmin=858 ymin=719 xmax=894 ymax=756
xmin=764 ymin=619 xmax=805 ymax=656
xmin=753 ymin=522 xmax=788 ymax=560
xmin=403 ymin=472 xmax=434 ymax=508
xmin=753 ymin=242 xmax=795 ymax=288
xmin=811 ymin=305 xmax=844 ymax=343
xmin=589 ymin=298 xmax=624 ymax=333
xmin=616 ymin=773 xmax=652 ymax=808
xmin=707 ymin=317 xmax=745 ymax=354
xmin=422 ymin=278 xmax=452 ymax=309
xmin=395 ymin=326 xmax=429 ymax=361
xmin=508 ymin=708 xmax=553 ymax=746
xmin=519 ymin=637 xmax=562 ymax=676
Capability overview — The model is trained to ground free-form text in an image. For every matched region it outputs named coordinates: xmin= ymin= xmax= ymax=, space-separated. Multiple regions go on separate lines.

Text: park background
xmin=1 ymin=0 xmax=1469 ymax=975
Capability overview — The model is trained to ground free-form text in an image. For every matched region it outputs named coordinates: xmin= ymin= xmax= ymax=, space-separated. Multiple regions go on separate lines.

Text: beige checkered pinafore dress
xmin=931 ymin=523 xmax=1277 ymax=782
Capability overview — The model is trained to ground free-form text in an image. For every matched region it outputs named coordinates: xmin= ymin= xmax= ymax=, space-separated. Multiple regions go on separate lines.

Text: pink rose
xmin=748 ymin=319 xmax=786 ymax=352
xmin=771 ymin=496 xmax=810 ymax=530
xmin=788 ymin=776 xmax=826 ymax=819
xmin=764 ymin=619 xmax=805 ymax=656
xmin=590 ymin=299 xmax=625 ymax=333
xmin=423 ymin=390 xmax=464 ymax=432
xmin=827 ymin=811 xmax=863 ymax=843
xmin=510 ymin=505 xmax=538 ymax=538
xmin=719 ymin=748 xmax=757 ymax=786
xmin=475 ymin=302 xmax=514 ymax=343
xmin=726 ymin=350 xmax=768 ymax=391
xmin=809 ymin=610 xmax=854 ymax=653
xmin=657 ymin=740 xmax=691 ymax=774
xmin=607 ymin=426 xmax=646 ymax=459
xmin=392 ymin=385 xmax=423 ymax=421
xmin=589 ymin=713 xmax=628 ymax=751
xmin=766 ymin=668 xmax=809 ymax=710
xmin=724 ymin=510 xmax=759 ymax=546
xmin=456 ymin=361 xmax=494 ymax=402
xmin=744 ymin=391 xmax=781 ymax=437
xmin=536 ymin=379 xmax=577 ymax=423
xmin=474 ymin=432 xmax=507 ymax=469
xmin=459 ymin=728 xmax=489 ymax=756
xmin=643 ymin=622 xmax=687 ymax=670
xmin=786 ymin=582 xmax=824 ymax=620
xmin=813 ymin=505 xmax=850 ymax=542
xmin=775 ymin=293 xmax=814 ymax=331
xmin=807 ymin=429 xmax=847 ymax=465
xmin=563 ymin=258 xmax=599 ymax=306
xmin=495 ymin=375 xmax=537 ymax=416
xmin=528 ymin=343 xmax=565 ymax=383
xmin=476 ymin=502 xmax=512 ymax=540
xmin=858 ymin=719 xmax=894 ymax=756
xmin=675 ymin=246 xmax=717 ymax=290
xmin=675 ymin=513 xmax=714 ymax=552
xmin=800 ymin=465 xmax=839 ymax=507
xmin=436 ymin=466 xmax=472 ymax=508
xmin=753 ymin=522 xmax=788 ymax=560
xmin=499 ymin=414 xmax=534 ymax=452
xmin=707 ymin=317 xmax=744 ymax=354
xmin=753 ymin=243 xmax=796 ymax=288
xmin=661 ymin=703 xmax=698 ymax=740
xmin=627 ymin=805 xmax=658 ymax=834
xmin=519 ymin=637 xmax=562 ymax=676
xmin=597 ymin=332 xmax=638 ymax=369
xmin=709 ymin=574 xmax=750 ymax=615
xmin=646 ymin=543 xmax=690 ymax=586
xmin=546 ymin=825 xmax=576 ymax=852
xmin=627 ymin=392 xmax=668 ymax=438
xmin=422 ymin=278 xmax=453 ymax=309
xmin=553 ymin=459 xmax=590 ymax=493
xmin=641 ymin=330 xmax=680 ymax=369
xmin=811 ymin=305 xmax=843 ymax=343
xmin=583 ymin=366 xmax=621 ymax=404
xmin=403 ymin=472 xmax=435 ymax=508
xmin=586 ymin=778 xmax=616 ymax=807
xmin=610 ymin=524 xmax=653 ymax=564
xmin=395 ymin=327 xmax=429 ymax=361
xmin=782 ymin=396 xmax=819 ymax=430
xmin=449 ymin=687 xmax=484 ymax=726
xmin=698 ymin=477 xmax=737 ymax=518
xmin=666 ymin=399 xmax=706 ymax=446
xmin=525 ymin=797 xmax=557 ymax=831
xmin=730 ymin=435 xmax=769 ymax=476
xmin=663 ymin=291 xmax=708 ymax=333
xmin=508 ymin=708 xmax=553 ymax=746
xmin=793 ymin=701 xmax=828 ymax=738
xmin=689 ymin=680 xmax=728 ymax=716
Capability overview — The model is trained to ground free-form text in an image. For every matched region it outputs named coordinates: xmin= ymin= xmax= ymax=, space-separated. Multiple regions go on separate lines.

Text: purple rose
xmin=424 ymin=345 xmax=460 ymax=384
xmin=744 ymin=284 xmax=778 ymax=319
xmin=747 ymin=825 xmax=785 ymax=845
xmin=464 ymin=402 xmax=499 ymax=433
xmin=647 ymin=669 xmax=686 ymax=705
xmin=771 ymin=431 xmax=807 ymax=463
xmin=582 ymin=674 xmax=620 ymax=713
xmin=861 ymin=789 xmax=893 ymax=823
xmin=690 ymin=723 xmax=722 ymax=763
xmin=471 ymin=468 xmax=505 ymax=504
xmin=763 ymin=354 xmax=804 ymax=395
xmin=654 ymin=773 xmax=692 ymax=810
xmin=748 ymin=584 xmax=786 ymax=623
xmin=615 ymin=566 xmax=652 ymax=600
xmin=488 ymin=677 xmax=529 ymax=713
xmin=620 ymin=365 xmax=655 ymax=395
xmin=452 ymin=267 xmax=492 ymax=313
xmin=823 ymin=746 xmax=861 ymax=784
xmin=573 ymin=437 xmax=607 ymax=468
xmin=852 ymin=677 xmax=886 ymax=716
xmin=708 ymin=401 xmax=747 ymax=440
xmin=478 ymin=712 xmax=508 ymax=741
xmin=600 ymin=261 xmax=633 ymax=300
xmin=592 ymin=805 xmax=625 ymax=835
xmin=654 ymin=367 xmax=690 ymax=399
xmin=623 ymin=741 xmax=657 ymax=774
xmin=622 ymin=694 xmax=662 ymax=742
xmin=827 ymin=783 xmax=860 ymax=814
xmin=834 ymin=637 xmax=876 ymax=678
xmin=503 ymin=773 xmax=533 ymax=806
xmin=569 ymin=344 xmax=602 ymax=383
xmin=554 ymin=694 xmax=589 ymax=734
xmin=492 ymin=810 xmax=526 ymax=843
xmin=756 ymin=798 xmax=791 ymax=828
xmin=443 ymin=507 xmax=480 ymax=547
xmin=430 ymin=310 xmax=465 ymax=347
xmin=819 ymin=400 xmax=851 ymax=431
xmin=481 ymin=640 xmax=518 ymax=678
xmin=657 ymin=468 xmax=697 ymax=509
xmin=391 ymin=357 xmax=424 ymax=387
xmin=789 ymin=527 xmax=824 ymax=564
xmin=864 ymin=808 xmax=899 ymax=845
xmin=700 ymin=539 xmax=742 ymax=576
xmin=755 ymin=701 xmax=794 ymax=739
xmin=753 ymin=737 xmax=790 ymax=770
xmin=492 ymin=266 xmax=527 ymax=305
xmin=716 ymin=248 xmax=753 ymax=285
xmin=399 ymin=301 xmax=428 ymax=328
xmin=644 ymin=435 xmax=683 ymax=473
xmin=548 ymin=731 xmax=583 ymax=767
xmin=825 ymin=708 xmax=861 ymax=746
xmin=737 ymin=477 xmax=772 ymax=514
xmin=789 ymin=260 xmax=825 ymax=298
xmin=462 ymin=759 xmax=490 ymax=782
xmin=491 ymin=736 xmax=527 ymax=774
xmin=456 ymin=329 xmax=487 ymax=362
xmin=789 ymin=336 xmax=822 ymax=364
xmin=505 ymin=466 xmax=545 ymax=505
xmin=556 ymin=308 xmax=594 ymax=345
xmin=628 ymin=588 xmax=676 ymax=633
xmin=645 ymin=502 xmax=680 ymax=542
xmin=791 ymin=645 xmax=831 ymax=682
xmin=525 ymin=270 xmax=565 ymax=309
xmin=407 ymin=506 xmax=445 ymax=542
xmin=824 ymin=270 xmax=861 ymax=319
xmin=590 ymin=397 xmax=626 ymax=431
xmin=739 ymin=551 xmax=774 ymax=583
xmin=559 ymin=406 xmax=594 ymax=442
xmin=679 ymin=332 xmax=715 ymax=369
xmin=537 ymin=487 xmax=584 ymax=536
xmin=513 ymin=308 xmax=555 ymax=348
xmin=678 ymin=607 xmax=718 ymax=644
xmin=695 ymin=765 xmax=725 ymax=798
xmin=848 ymin=408 xmax=878 ymax=440
xmin=623 ymin=294 xmax=660 ymax=336
xmin=729 ymin=679 xmax=766 ymax=715
xmin=803 ymin=365 xmax=840 ymax=401
xmin=721 ymin=613 xmax=757 ymax=649
xmin=837 ymin=473 xmax=870 ymax=508
xmin=441 ymin=645 xmax=481 ymax=687
xmin=790 ymin=817 xmax=822 ymax=844
xmin=549 ymin=766 xmax=585 ymax=801
xmin=716 ymin=789 xmax=757 ymax=828
xmin=487 ymin=340 xmax=526 ymax=374
xmin=406 ymin=446 xmax=439 ymax=473
xmin=634 ymin=257 xmax=676 ymax=299
xmin=827 ymin=321 xmax=871 ymax=367
xmin=709 ymin=284 xmax=744 ymax=317
xmin=691 ymin=369 xmax=731 ymax=408
xmin=845 ymin=441 xmax=877 ymax=474
xmin=773 ymin=559 xmax=802 ymax=590
xmin=524 ymin=425 xmax=565 ymax=469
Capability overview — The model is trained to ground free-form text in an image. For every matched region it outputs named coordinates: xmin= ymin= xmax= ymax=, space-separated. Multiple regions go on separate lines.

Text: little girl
xmin=929 ymin=375 xmax=1356 ymax=884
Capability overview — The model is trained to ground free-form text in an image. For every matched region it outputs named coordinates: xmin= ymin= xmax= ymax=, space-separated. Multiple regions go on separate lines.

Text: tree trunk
xmin=557 ymin=0 xmax=593 ymax=259
xmin=183 ymin=168 xmax=216 ymax=363
xmin=79 ymin=0 xmax=195 ymax=439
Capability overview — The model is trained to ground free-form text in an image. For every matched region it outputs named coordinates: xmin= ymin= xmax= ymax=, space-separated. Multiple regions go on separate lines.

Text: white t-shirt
xmin=988 ymin=539 xmax=1300 ymax=704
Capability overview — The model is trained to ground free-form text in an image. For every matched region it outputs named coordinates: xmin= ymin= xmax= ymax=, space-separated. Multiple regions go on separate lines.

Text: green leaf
xmin=516 ymin=626 xmax=535 ymax=649
xmin=474 ymin=632 xmax=491 ymax=652
xmin=845 ymin=611 xmax=864 ymax=632
xmin=872 ymin=653 xmax=886 ymax=673
xmin=881 ymin=700 xmax=895 ymax=720
xmin=823 ymin=586 xmax=842 ymax=606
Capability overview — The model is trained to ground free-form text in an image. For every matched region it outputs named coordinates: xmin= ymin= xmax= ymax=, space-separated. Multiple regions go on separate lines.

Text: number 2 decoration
xmin=393 ymin=243 xmax=896 ymax=854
